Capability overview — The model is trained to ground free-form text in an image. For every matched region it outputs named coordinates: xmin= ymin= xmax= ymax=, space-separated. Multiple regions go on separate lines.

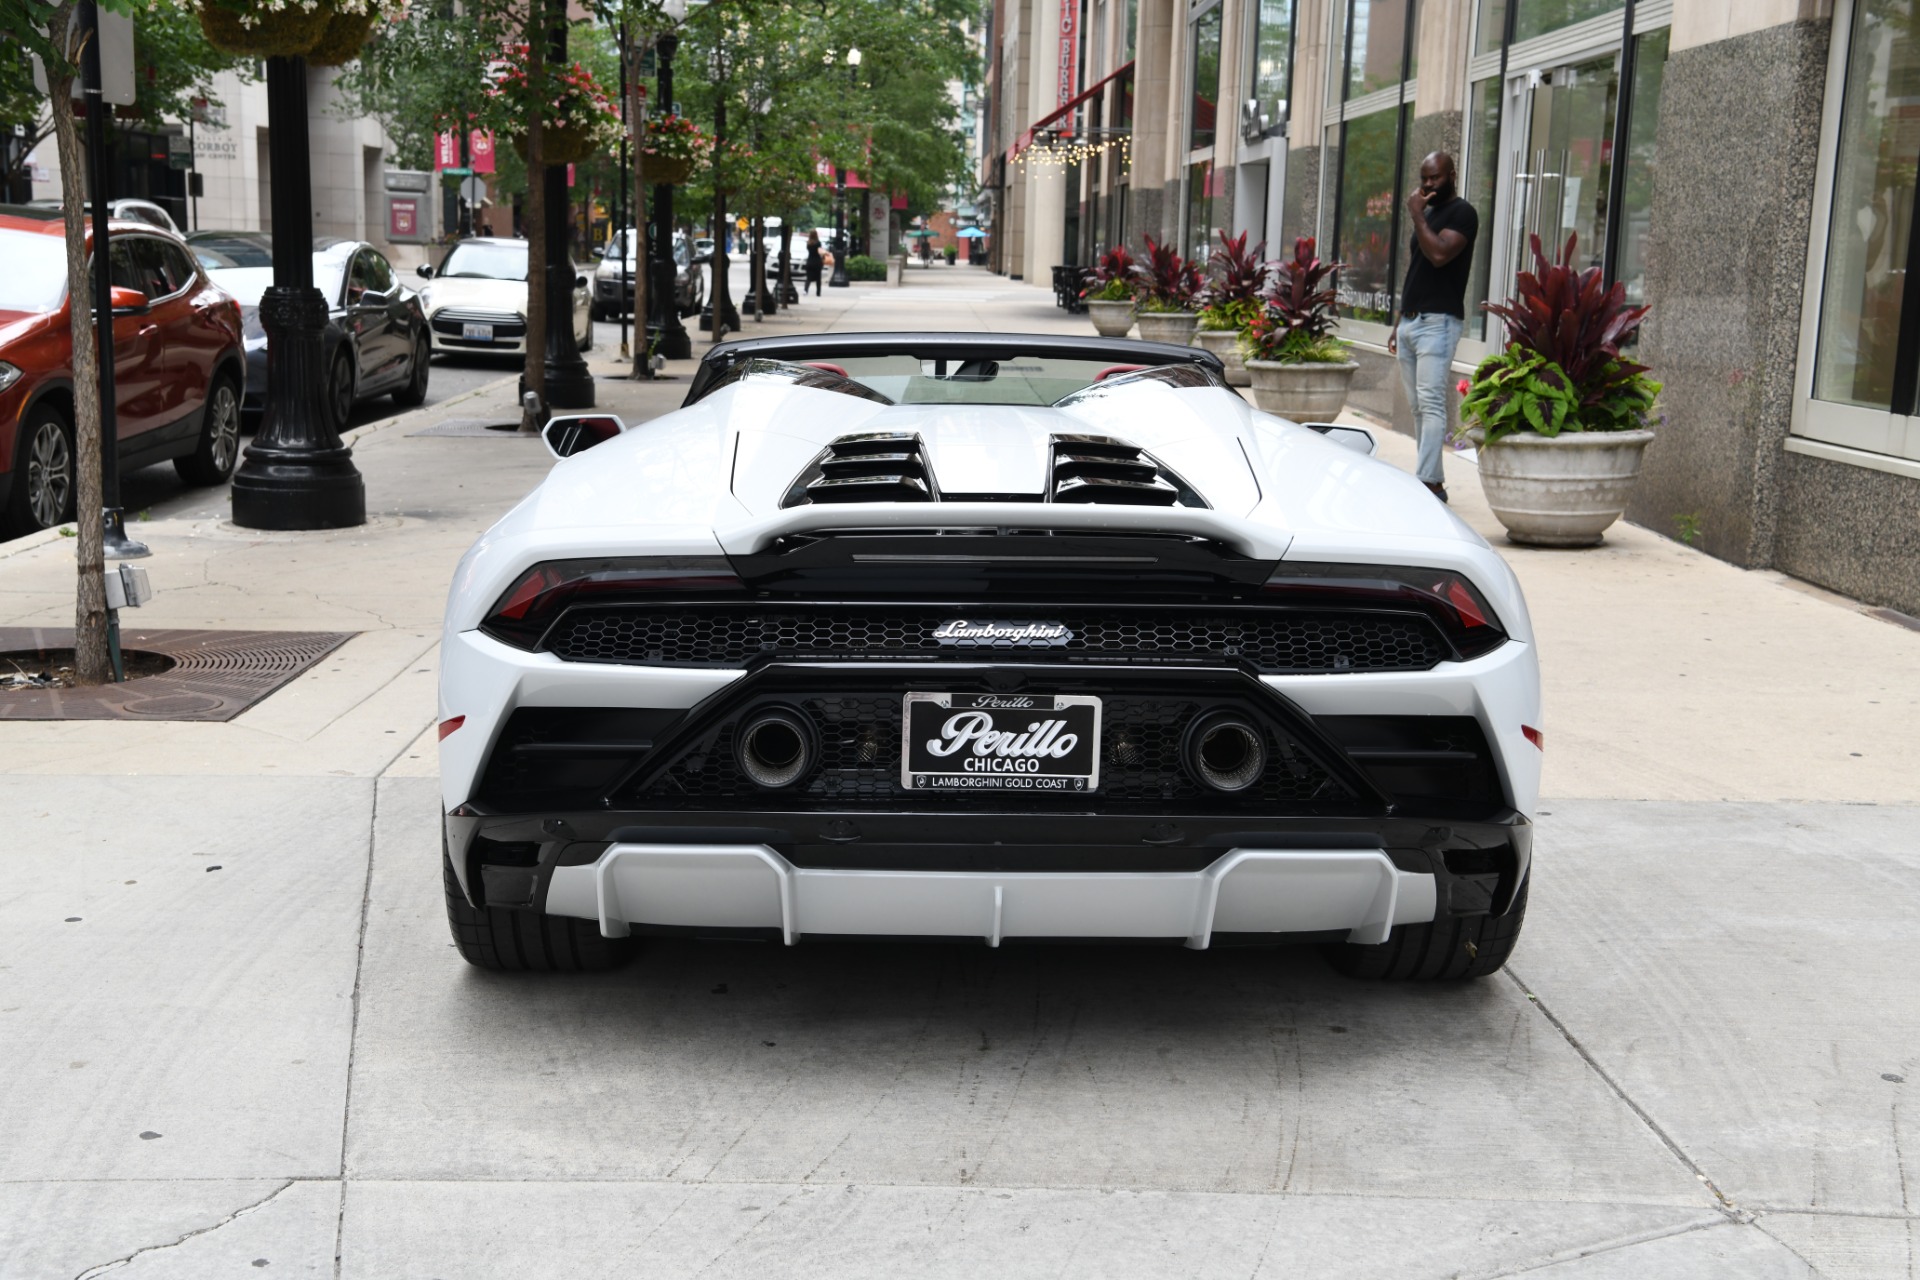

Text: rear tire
xmin=4 ymin=401 xmax=75 ymax=536
xmin=174 ymin=375 xmax=241 ymax=486
xmin=391 ymin=335 xmax=430 ymax=407
xmin=325 ymin=351 xmax=355 ymax=433
xmin=443 ymin=847 xmax=633 ymax=972
xmin=1323 ymin=876 xmax=1530 ymax=980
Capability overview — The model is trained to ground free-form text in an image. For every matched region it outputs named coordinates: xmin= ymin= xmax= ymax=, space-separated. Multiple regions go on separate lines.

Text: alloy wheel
xmin=26 ymin=418 xmax=73 ymax=530
xmin=330 ymin=356 xmax=354 ymax=430
xmin=208 ymin=384 xmax=240 ymax=475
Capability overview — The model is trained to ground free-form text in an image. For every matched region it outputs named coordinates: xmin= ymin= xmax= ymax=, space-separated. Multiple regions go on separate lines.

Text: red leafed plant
xmin=1242 ymin=236 xmax=1349 ymax=362
xmin=1080 ymin=244 xmax=1137 ymax=302
xmin=1137 ymin=235 xmax=1203 ymax=313
xmin=1482 ymin=231 xmax=1651 ymax=407
xmin=1199 ymin=230 xmax=1268 ymax=331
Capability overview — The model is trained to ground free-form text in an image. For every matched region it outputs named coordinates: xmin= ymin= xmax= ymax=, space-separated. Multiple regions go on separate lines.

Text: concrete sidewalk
xmin=2 ymin=276 xmax=1917 ymax=1277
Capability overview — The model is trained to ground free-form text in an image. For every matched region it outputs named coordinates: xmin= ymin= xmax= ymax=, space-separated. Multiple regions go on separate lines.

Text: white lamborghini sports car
xmin=437 ymin=333 xmax=1542 ymax=978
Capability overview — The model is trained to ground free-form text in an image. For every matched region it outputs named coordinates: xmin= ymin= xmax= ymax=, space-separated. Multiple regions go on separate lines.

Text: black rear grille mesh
xmin=621 ymin=692 xmax=1356 ymax=811
xmin=546 ymin=606 xmax=1448 ymax=674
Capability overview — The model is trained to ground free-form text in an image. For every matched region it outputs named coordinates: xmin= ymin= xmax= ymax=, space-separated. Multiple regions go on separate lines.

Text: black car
xmin=187 ymin=232 xmax=430 ymax=430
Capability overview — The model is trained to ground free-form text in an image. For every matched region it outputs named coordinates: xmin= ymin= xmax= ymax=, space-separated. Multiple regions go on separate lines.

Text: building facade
xmin=982 ymin=0 xmax=1920 ymax=615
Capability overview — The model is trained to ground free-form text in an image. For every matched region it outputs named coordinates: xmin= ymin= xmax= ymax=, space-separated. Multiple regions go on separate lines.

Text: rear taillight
xmin=479 ymin=557 xmax=745 ymax=649
xmin=1263 ymin=562 xmax=1507 ymax=659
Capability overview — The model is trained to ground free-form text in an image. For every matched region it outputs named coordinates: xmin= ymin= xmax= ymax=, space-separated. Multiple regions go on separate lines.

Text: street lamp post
xmin=230 ymin=55 xmax=365 ymax=531
xmin=828 ymin=46 xmax=860 ymax=288
xmin=539 ymin=12 xmax=593 ymax=409
xmin=648 ymin=23 xmax=693 ymax=359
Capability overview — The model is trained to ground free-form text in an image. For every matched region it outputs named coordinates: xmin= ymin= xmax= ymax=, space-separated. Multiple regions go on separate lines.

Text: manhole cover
xmin=0 ymin=628 xmax=355 ymax=722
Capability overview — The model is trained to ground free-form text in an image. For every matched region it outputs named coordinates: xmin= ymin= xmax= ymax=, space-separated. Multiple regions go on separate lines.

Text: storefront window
xmin=1334 ymin=107 xmax=1403 ymax=321
xmin=1347 ymin=0 xmax=1410 ymax=99
xmin=1188 ymin=160 xmax=1227 ymax=260
xmin=1190 ymin=3 xmax=1223 ymax=150
xmin=1463 ymin=76 xmax=1502 ymax=338
xmin=1475 ymin=0 xmax=1507 ymax=55
xmin=1614 ymin=28 xmax=1668 ymax=308
xmin=1514 ymin=0 xmax=1618 ymax=44
xmin=1814 ymin=0 xmax=1920 ymax=411
xmin=1252 ymin=0 xmax=1295 ymax=129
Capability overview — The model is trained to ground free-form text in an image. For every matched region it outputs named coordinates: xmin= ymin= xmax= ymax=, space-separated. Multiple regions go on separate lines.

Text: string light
xmin=1014 ymin=132 xmax=1132 ymax=174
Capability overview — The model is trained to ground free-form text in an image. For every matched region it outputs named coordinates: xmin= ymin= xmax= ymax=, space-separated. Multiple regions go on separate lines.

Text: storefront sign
xmin=389 ymin=197 xmax=420 ymax=239
xmin=1057 ymin=0 xmax=1078 ymax=109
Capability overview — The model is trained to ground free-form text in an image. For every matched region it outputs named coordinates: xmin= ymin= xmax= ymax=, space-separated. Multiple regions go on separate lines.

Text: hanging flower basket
xmin=197 ymin=1 xmax=332 ymax=58
xmin=510 ymin=124 xmax=602 ymax=167
xmin=306 ymin=8 xmax=378 ymax=66
xmin=639 ymin=154 xmax=694 ymax=185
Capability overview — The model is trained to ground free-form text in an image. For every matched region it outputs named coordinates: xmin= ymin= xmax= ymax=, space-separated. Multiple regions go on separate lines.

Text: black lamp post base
xmin=231 ymin=449 xmax=367 ymax=530
xmin=542 ymin=358 xmax=597 ymax=409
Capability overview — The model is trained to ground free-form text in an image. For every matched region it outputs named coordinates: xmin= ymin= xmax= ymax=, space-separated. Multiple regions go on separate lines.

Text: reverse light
xmin=480 ymin=556 xmax=745 ymax=650
xmin=1263 ymin=562 xmax=1507 ymax=659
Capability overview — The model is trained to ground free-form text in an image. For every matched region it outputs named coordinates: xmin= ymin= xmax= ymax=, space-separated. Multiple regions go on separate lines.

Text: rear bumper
xmin=556 ymin=844 xmax=1434 ymax=947
xmin=445 ymin=806 xmax=1531 ymax=946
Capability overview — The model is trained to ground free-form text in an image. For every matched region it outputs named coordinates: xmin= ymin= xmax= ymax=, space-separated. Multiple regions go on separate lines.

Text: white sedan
xmin=415 ymin=237 xmax=591 ymax=357
xmin=437 ymin=333 xmax=1541 ymax=979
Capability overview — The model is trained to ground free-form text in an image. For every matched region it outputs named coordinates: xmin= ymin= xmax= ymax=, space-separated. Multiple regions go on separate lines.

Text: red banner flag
xmin=469 ymin=130 xmax=495 ymax=174
xmin=434 ymin=131 xmax=459 ymax=169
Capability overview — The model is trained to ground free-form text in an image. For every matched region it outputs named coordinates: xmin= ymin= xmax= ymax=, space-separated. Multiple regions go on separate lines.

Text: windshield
xmin=439 ymin=241 xmax=527 ymax=281
xmin=607 ymin=230 xmax=689 ymax=268
xmin=814 ymin=354 xmax=1190 ymax=407
xmin=0 ymin=231 xmax=70 ymax=311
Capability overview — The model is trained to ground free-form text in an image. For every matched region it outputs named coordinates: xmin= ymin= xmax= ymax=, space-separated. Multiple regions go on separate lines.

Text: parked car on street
xmin=590 ymin=228 xmax=705 ymax=321
xmin=187 ymin=231 xmax=430 ymax=431
xmin=415 ymin=238 xmax=591 ymax=358
xmin=0 ymin=206 xmax=245 ymax=537
xmin=437 ymin=333 xmax=1541 ymax=978
xmin=108 ymin=199 xmax=183 ymax=236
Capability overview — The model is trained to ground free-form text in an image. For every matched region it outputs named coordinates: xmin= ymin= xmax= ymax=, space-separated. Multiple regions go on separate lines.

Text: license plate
xmin=901 ymin=692 xmax=1101 ymax=792
xmin=462 ymin=322 xmax=494 ymax=341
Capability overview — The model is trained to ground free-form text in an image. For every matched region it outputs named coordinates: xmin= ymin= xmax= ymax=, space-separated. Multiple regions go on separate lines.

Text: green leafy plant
xmin=943 ymin=245 xmax=958 ymax=264
xmin=1136 ymin=235 xmax=1202 ymax=313
xmin=1241 ymin=237 xmax=1349 ymax=362
xmin=642 ymin=112 xmax=710 ymax=165
xmin=1458 ymin=348 xmax=1586 ymax=442
xmin=1673 ymin=513 xmax=1703 ymax=545
xmin=844 ymin=255 xmax=889 ymax=281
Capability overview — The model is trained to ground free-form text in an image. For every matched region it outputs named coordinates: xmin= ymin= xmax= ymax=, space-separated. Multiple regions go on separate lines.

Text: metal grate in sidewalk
xmin=0 ymin=627 xmax=355 ymax=721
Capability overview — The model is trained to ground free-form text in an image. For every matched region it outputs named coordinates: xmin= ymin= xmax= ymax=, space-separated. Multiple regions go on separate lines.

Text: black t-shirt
xmin=1399 ymin=195 xmax=1479 ymax=319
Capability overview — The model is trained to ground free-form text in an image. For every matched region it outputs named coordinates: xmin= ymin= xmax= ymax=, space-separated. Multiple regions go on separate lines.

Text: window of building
xmin=1328 ymin=0 xmax=1419 ymax=322
xmin=1463 ymin=77 xmax=1502 ymax=338
xmin=1252 ymin=0 xmax=1296 ymax=134
xmin=1190 ymin=2 xmax=1223 ymax=151
xmin=1613 ymin=27 xmax=1668 ymax=308
xmin=1188 ymin=158 xmax=1220 ymax=261
xmin=1812 ymin=0 xmax=1920 ymax=414
xmin=1475 ymin=0 xmax=1620 ymax=53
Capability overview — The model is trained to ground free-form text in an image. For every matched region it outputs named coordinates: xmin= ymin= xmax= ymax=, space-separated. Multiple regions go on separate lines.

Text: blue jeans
xmin=1395 ymin=313 xmax=1463 ymax=485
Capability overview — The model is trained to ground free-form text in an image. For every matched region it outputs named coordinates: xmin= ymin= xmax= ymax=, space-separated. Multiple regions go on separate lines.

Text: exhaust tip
xmin=1185 ymin=713 xmax=1266 ymax=792
xmin=736 ymin=708 xmax=816 ymax=789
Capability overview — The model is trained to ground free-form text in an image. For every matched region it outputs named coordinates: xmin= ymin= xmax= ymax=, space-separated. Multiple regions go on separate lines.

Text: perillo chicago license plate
xmin=901 ymin=692 xmax=1101 ymax=791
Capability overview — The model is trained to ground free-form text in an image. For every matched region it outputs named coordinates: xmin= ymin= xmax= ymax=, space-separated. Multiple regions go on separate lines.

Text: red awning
xmin=1008 ymin=61 xmax=1134 ymax=161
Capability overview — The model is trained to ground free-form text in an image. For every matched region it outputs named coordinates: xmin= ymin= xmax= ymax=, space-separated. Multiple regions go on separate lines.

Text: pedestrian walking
xmin=1388 ymin=151 xmax=1478 ymax=504
xmin=804 ymin=230 xmax=824 ymax=296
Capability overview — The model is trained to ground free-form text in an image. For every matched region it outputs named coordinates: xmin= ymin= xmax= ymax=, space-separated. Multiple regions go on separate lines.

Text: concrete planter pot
xmin=1243 ymin=359 xmax=1359 ymax=420
xmin=1192 ymin=327 xmax=1250 ymax=386
xmin=1470 ymin=428 xmax=1657 ymax=547
xmin=1086 ymin=299 xmax=1135 ymax=337
xmin=1134 ymin=310 xmax=1200 ymax=345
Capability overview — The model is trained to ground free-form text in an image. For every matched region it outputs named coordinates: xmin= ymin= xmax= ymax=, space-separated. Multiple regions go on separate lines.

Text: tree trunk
xmin=47 ymin=0 xmax=110 ymax=686
xmin=519 ymin=1 xmax=548 ymax=433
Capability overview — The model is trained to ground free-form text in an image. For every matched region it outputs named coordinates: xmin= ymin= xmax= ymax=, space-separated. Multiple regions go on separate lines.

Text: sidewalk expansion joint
xmin=1504 ymin=966 xmax=1748 ymax=1221
xmin=334 ymin=782 xmax=382 ymax=1280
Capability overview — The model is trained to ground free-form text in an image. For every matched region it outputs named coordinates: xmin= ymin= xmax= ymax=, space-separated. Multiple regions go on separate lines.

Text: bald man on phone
xmin=1387 ymin=152 xmax=1478 ymax=503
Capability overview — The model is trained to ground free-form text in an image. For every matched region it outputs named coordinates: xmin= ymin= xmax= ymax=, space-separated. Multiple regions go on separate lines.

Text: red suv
xmin=0 ymin=207 xmax=246 ymax=537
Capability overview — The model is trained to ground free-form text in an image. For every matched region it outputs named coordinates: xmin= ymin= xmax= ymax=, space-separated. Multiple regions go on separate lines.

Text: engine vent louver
xmin=784 ymin=433 xmax=938 ymax=507
xmin=1048 ymin=435 xmax=1205 ymax=508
